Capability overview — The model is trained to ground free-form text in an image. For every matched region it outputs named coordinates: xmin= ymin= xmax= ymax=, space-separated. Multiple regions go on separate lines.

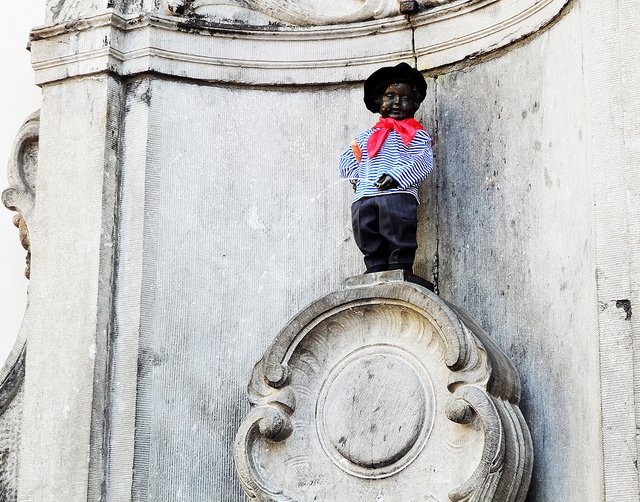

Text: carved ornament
xmin=2 ymin=111 xmax=39 ymax=280
xmin=234 ymin=271 xmax=533 ymax=501
xmin=166 ymin=0 xmax=408 ymax=26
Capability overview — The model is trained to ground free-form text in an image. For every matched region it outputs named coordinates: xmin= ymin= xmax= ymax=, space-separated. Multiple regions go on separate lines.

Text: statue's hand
xmin=375 ymin=174 xmax=399 ymax=191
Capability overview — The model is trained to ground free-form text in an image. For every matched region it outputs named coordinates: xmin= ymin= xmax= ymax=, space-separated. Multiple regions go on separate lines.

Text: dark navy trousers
xmin=351 ymin=193 xmax=418 ymax=273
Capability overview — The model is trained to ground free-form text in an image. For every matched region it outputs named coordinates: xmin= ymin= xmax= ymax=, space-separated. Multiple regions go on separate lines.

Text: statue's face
xmin=378 ymin=82 xmax=416 ymax=120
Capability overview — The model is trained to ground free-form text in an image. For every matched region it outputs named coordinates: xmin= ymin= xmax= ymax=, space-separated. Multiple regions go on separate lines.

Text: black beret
xmin=363 ymin=62 xmax=427 ymax=113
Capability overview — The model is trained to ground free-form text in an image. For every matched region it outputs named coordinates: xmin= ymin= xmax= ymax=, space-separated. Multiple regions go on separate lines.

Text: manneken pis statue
xmin=339 ymin=62 xmax=434 ymax=274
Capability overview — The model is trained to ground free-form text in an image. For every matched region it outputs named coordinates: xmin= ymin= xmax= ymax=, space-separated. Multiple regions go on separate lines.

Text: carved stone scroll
xmin=234 ymin=271 xmax=533 ymax=501
xmin=2 ymin=111 xmax=39 ymax=279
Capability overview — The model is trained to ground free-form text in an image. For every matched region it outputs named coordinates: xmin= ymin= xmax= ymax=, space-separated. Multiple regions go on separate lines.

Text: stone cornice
xmin=30 ymin=0 xmax=569 ymax=85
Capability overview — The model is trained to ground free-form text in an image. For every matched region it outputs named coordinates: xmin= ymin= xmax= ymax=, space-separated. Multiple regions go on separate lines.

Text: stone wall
xmin=0 ymin=363 xmax=23 ymax=502
xmin=7 ymin=0 xmax=640 ymax=500
xmin=422 ymin=5 xmax=602 ymax=499
xmin=119 ymin=78 xmax=363 ymax=500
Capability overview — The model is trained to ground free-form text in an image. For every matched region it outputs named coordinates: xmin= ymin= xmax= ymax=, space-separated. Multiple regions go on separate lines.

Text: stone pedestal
xmin=235 ymin=271 xmax=533 ymax=501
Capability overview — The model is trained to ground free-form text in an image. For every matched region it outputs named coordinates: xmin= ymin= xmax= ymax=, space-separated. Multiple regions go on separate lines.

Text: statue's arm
xmin=384 ymin=133 xmax=434 ymax=189
xmin=338 ymin=142 xmax=360 ymax=181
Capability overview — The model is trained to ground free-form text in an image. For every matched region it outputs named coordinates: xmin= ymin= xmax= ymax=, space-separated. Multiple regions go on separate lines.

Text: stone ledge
xmin=344 ymin=269 xmax=435 ymax=291
xmin=29 ymin=0 xmax=569 ymax=86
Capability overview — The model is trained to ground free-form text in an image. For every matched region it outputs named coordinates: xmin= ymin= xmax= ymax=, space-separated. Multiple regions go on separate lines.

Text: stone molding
xmin=30 ymin=0 xmax=569 ymax=86
xmin=234 ymin=271 xmax=533 ymax=501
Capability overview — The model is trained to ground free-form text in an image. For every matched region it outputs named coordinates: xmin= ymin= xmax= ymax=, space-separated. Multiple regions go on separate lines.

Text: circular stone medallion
xmin=316 ymin=345 xmax=435 ymax=478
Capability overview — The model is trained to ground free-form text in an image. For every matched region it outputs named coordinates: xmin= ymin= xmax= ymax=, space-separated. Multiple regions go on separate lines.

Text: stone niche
xmin=235 ymin=271 xmax=533 ymax=501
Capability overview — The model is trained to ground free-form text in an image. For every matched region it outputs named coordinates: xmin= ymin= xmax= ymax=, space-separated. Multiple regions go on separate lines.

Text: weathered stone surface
xmin=419 ymin=3 xmax=618 ymax=500
xmin=165 ymin=0 xmax=402 ymax=25
xmin=7 ymin=0 xmax=640 ymax=501
xmin=124 ymin=78 xmax=363 ymax=501
xmin=0 ymin=376 xmax=23 ymax=502
xmin=235 ymin=271 xmax=533 ymax=501
xmin=582 ymin=2 xmax=640 ymax=499
xmin=29 ymin=1 xmax=570 ymax=86
xmin=45 ymin=0 xmax=107 ymax=24
xmin=162 ymin=0 xmax=565 ymax=30
xmin=16 ymin=76 xmax=123 ymax=502
xmin=0 ymin=328 xmax=25 ymax=502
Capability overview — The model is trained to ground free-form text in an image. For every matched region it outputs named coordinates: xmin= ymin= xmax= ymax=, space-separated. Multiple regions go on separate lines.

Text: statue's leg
xmin=351 ymin=197 xmax=390 ymax=273
xmin=377 ymin=193 xmax=418 ymax=272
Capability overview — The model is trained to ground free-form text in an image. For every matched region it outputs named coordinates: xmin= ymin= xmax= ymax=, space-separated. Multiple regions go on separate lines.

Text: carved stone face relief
xmin=2 ymin=111 xmax=39 ymax=280
xmin=166 ymin=0 xmax=457 ymax=26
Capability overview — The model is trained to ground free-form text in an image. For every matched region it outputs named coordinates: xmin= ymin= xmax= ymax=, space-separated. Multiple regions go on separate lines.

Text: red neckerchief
xmin=367 ymin=117 xmax=425 ymax=159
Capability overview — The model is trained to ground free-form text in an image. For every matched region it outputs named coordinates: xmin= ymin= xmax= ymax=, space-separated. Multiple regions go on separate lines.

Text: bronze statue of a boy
xmin=339 ymin=62 xmax=434 ymax=274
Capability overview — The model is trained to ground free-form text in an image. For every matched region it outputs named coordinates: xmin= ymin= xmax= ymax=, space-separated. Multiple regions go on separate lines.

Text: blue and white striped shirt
xmin=338 ymin=128 xmax=434 ymax=202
